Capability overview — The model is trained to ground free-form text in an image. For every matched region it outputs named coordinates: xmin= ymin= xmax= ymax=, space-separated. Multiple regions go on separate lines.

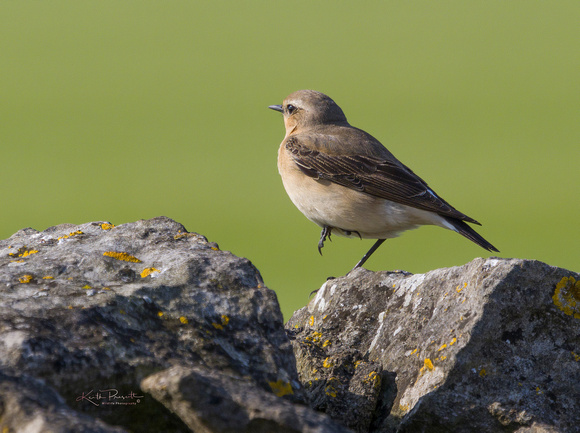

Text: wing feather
xmin=286 ymin=137 xmax=480 ymax=224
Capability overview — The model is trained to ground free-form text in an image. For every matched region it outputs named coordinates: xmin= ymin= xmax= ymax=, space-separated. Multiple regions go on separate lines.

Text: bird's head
xmin=269 ymin=90 xmax=348 ymax=136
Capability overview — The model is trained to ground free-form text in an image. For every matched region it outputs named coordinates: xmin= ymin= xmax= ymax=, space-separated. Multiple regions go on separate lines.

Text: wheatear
xmin=269 ymin=90 xmax=498 ymax=271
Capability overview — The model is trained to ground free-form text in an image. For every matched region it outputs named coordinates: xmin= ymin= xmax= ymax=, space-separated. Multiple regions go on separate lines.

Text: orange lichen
xmin=19 ymin=275 xmax=33 ymax=283
xmin=211 ymin=315 xmax=229 ymax=330
xmin=103 ymin=251 xmax=141 ymax=263
xmin=8 ymin=247 xmax=38 ymax=258
xmin=552 ymin=276 xmax=580 ymax=319
xmin=269 ymin=379 xmax=294 ymax=397
xmin=325 ymin=386 xmax=337 ymax=398
xmin=42 ymin=276 xmax=54 ymax=280
xmin=140 ymin=267 xmax=160 ymax=278
xmin=323 ymin=357 xmax=333 ymax=368
xmin=419 ymin=358 xmax=434 ymax=376
xmin=306 ymin=332 xmax=322 ymax=343
xmin=100 ymin=223 xmax=115 ymax=230
xmin=58 ymin=230 xmax=83 ymax=240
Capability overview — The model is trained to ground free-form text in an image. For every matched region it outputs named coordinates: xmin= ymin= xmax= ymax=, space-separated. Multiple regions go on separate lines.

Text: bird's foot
xmin=318 ymin=226 xmax=332 ymax=255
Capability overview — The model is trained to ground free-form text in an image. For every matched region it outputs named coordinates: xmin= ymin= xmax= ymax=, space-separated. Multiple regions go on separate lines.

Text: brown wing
xmin=285 ymin=136 xmax=480 ymax=225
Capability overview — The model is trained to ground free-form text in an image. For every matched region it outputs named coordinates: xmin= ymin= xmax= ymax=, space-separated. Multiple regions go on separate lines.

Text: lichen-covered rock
xmin=142 ymin=365 xmax=354 ymax=433
xmin=0 ymin=217 xmax=301 ymax=432
xmin=286 ymin=258 xmax=580 ymax=432
xmin=284 ymin=333 xmax=386 ymax=433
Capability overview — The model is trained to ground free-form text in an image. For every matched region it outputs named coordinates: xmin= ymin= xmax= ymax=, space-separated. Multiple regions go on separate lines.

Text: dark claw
xmin=318 ymin=226 xmax=332 ymax=255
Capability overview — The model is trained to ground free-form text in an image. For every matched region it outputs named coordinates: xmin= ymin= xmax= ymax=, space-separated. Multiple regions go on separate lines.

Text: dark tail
xmin=445 ymin=218 xmax=499 ymax=252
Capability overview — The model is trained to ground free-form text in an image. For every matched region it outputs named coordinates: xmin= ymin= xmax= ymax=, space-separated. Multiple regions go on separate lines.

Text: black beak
xmin=268 ymin=104 xmax=283 ymax=113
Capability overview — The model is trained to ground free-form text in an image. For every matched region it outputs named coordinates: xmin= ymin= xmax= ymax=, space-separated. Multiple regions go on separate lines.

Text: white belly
xmin=278 ymin=146 xmax=448 ymax=239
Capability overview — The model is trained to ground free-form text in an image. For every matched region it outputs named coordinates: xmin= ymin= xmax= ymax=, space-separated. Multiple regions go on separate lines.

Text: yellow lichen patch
xmin=82 ymin=285 xmax=91 ymax=289
xmin=212 ymin=315 xmax=229 ymax=330
xmin=325 ymin=383 xmax=337 ymax=398
xmin=179 ymin=316 xmax=189 ymax=324
xmin=19 ymin=275 xmax=33 ymax=283
xmin=8 ymin=246 xmax=39 ymax=258
xmin=102 ymin=287 xmax=111 ymax=291
xmin=440 ymin=356 xmax=447 ymax=360
xmin=410 ymin=348 xmax=418 ymax=355
xmin=536 ymin=386 xmax=543 ymax=395
xmin=58 ymin=230 xmax=83 ymax=240
xmin=119 ymin=310 xmax=126 ymax=315
xmin=103 ymin=251 xmax=141 ymax=263
xmin=419 ymin=358 xmax=434 ymax=376
xmin=309 ymin=316 xmax=315 ymax=327
xmin=399 ymin=403 xmax=410 ymax=413
xmin=438 ymin=343 xmax=447 ymax=352
xmin=572 ymin=352 xmax=580 ymax=362
xmin=42 ymin=276 xmax=54 ymax=280
xmin=100 ymin=223 xmax=115 ymax=230
xmin=449 ymin=337 xmax=457 ymax=346
xmin=552 ymin=276 xmax=580 ymax=319
xmin=67 ymin=305 xmax=73 ymax=309
xmin=140 ymin=267 xmax=160 ymax=278
xmin=306 ymin=331 xmax=322 ymax=344
xmin=323 ymin=339 xmax=331 ymax=347
xmin=479 ymin=368 xmax=487 ymax=377
xmin=456 ymin=285 xmax=462 ymax=293
xmin=211 ymin=246 xmax=219 ymax=251
xmin=364 ymin=371 xmax=380 ymax=388
xmin=323 ymin=357 xmax=334 ymax=368
xmin=157 ymin=311 xmax=164 ymax=317
xmin=354 ymin=360 xmax=362 ymax=368
xmin=269 ymin=379 xmax=293 ymax=397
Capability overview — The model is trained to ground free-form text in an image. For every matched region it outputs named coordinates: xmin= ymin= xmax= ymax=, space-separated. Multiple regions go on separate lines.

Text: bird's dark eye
xmin=286 ymin=104 xmax=296 ymax=115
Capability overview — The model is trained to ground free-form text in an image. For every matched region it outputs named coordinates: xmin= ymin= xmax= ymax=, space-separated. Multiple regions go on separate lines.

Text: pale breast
xmin=277 ymin=144 xmax=445 ymax=239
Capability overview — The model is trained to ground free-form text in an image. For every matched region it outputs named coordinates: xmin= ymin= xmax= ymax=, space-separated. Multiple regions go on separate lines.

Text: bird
xmin=269 ymin=90 xmax=498 ymax=271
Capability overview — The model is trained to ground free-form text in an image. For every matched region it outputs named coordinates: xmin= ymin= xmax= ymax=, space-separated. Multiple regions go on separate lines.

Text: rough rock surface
xmin=142 ymin=365 xmax=353 ymax=433
xmin=286 ymin=258 xmax=580 ymax=432
xmin=0 ymin=217 xmax=344 ymax=432
xmin=0 ymin=370 xmax=128 ymax=433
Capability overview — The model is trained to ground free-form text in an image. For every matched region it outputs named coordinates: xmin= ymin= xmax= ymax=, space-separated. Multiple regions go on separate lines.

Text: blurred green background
xmin=2 ymin=1 xmax=579 ymax=320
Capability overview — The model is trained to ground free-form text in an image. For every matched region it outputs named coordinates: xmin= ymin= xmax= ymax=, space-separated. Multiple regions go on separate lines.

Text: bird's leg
xmin=351 ymin=239 xmax=386 ymax=271
xmin=318 ymin=226 xmax=333 ymax=255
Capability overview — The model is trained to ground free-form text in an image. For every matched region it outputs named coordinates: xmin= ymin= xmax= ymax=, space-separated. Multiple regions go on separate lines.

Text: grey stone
xmin=286 ymin=258 xmax=580 ymax=432
xmin=0 ymin=217 xmax=300 ymax=432
xmin=142 ymin=365 xmax=354 ymax=433
xmin=0 ymin=370 xmax=128 ymax=433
